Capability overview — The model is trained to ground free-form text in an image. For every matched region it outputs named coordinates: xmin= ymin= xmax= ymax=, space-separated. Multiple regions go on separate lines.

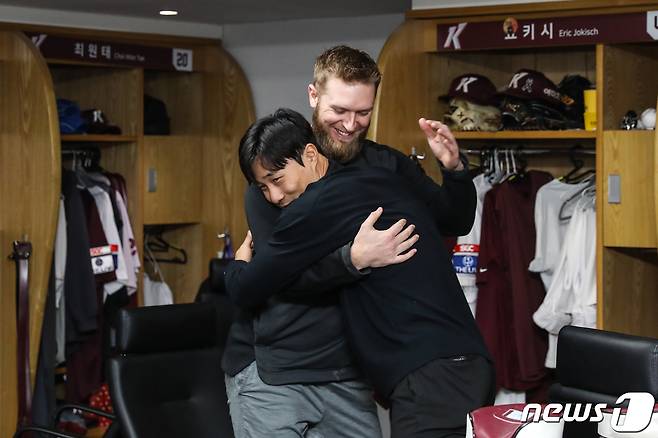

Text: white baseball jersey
xmin=529 ymin=178 xmax=592 ymax=290
xmin=452 ymin=173 xmax=493 ymax=316
xmin=533 ymin=194 xmax=596 ymax=368
xmin=88 ymin=185 xmax=129 ymax=300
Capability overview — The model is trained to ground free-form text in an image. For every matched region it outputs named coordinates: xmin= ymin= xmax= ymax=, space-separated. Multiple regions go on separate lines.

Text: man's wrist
xmin=440 ymin=153 xmax=468 ymax=173
xmin=344 ymin=243 xmax=370 ymax=275
xmin=350 ymin=242 xmax=366 ymax=270
xmin=446 ymin=160 xmax=465 ymax=171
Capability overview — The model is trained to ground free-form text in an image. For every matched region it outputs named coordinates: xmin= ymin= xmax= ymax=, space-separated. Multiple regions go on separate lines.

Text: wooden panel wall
xmin=655 ymin=106 xmax=658 ymax=251
xmin=145 ymin=224 xmax=204 ymax=304
xmin=200 ymin=46 xmax=254 ymax=267
xmin=144 ymin=71 xmax=203 ymax=135
xmin=49 ymin=66 xmax=142 ymax=135
xmin=370 ymin=19 xmax=444 ymax=183
xmin=602 ymin=130 xmax=656 ymax=247
xmin=602 ymin=44 xmax=658 ymax=130
xmin=143 ymin=136 xmax=202 ymax=225
xmin=603 ymin=248 xmax=658 ymax=337
xmin=0 ymin=31 xmax=60 ymax=437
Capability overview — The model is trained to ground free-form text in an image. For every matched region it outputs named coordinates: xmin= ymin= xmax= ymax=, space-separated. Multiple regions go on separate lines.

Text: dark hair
xmin=313 ymin=45 xmax=381 ymax=92
xmin=238 ymin=108 xmax=318 ymax=183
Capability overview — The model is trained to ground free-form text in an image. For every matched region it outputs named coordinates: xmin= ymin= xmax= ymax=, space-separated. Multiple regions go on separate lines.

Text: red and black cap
xmin=440 ymin=74 xmax=499 ymax=106
xmin=499 ymin=69 xmax=563 ymax=108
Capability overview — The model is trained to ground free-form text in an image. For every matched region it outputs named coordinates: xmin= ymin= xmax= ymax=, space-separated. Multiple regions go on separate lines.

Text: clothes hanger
xmin=408 ymin=147 xmax=426 ymax=174
xmin=145 ymin=231 xmax=188 ymax=264
xmin=488 ymin=148 xmax=505 ymax=184
xmin=561 ymin=144 xmax=591 ymax=183
xmin=82 ymin=147 xmax=103 ymax=172
xmin=498 ymin=147 xmax=526 ymax=183
xmin=476 ymin=149 xmax=488 ymax=175
xmin=62 ymin=147 xmax=111 ymax=192
xmin=482 ymin=148 xmax=494 ymax=179
xmin=514 ymin=146 xmax=528 ymax=178
xmin=498 ymin=149 xmax=513 ymax=183
xmin=558 ymin=175 xmax=596 ymax=221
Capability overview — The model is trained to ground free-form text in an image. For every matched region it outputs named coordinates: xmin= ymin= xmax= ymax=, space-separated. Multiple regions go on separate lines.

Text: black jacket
xmin=225 ymin=162 xmax=488 ymax=396
xmin=221 ymin=140 xmax=477 ymax=385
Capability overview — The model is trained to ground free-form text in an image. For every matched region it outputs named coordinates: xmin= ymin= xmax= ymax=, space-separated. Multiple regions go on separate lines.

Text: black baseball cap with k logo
xmin=440 ymin=74 xmax=499 ymax=106
xmin=500 ymin=69 xmax=564 ymax=107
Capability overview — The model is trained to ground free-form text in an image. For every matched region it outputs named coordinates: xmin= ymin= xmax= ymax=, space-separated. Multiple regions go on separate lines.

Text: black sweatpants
xmin=389 ymin=355 xmax=495 ymax=438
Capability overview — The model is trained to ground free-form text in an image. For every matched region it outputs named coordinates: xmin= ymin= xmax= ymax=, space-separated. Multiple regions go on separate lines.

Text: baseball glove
xmin=500 ymin=97 xmax=581 ymax=130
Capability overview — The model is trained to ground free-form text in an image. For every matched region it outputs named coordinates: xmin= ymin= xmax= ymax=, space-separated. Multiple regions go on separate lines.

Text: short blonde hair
xmin=313 ymin=45 xmax=381 ymax=92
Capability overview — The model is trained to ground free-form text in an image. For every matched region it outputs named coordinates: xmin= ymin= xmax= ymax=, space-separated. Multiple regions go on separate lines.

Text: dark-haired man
xmin=227 ymin=108 xmax=494 ymax=438
xmin=222 ymin=45 xmax=479 ymax=438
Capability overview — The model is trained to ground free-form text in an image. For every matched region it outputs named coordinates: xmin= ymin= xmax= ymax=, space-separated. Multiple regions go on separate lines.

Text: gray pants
xmin=225 ymin=362 xmax=381 ymax=438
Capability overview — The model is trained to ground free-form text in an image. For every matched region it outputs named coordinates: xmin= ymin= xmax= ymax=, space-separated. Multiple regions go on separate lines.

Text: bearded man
xmin=222 ymin=46 xmax=477 ymax=438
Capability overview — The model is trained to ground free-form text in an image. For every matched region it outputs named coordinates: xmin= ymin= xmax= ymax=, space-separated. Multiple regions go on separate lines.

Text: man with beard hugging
xmin=228 ymin=108 xmax=494 ymax=438
xmin=222 ymin=46 xmax=480 ymax=438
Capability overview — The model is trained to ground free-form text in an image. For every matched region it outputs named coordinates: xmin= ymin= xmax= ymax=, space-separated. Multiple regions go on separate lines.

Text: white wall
xmin=222 ymin=14 xmax=404 ymax=119
xmin=0 ymin=5 xmax=222 ymax=38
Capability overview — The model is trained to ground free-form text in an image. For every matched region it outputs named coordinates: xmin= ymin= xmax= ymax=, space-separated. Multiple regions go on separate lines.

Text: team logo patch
xmin=90 ymin=244 xmax=119 ymax=275
xmin=452 ymin=243 xmax=480 ymax=275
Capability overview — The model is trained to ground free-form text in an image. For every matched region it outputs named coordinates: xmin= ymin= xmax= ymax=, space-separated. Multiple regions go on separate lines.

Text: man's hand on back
xmin=418 ymin=118 xmax=464 ymax=171
xmin=350 ymin=207 xmax=419 ymax=270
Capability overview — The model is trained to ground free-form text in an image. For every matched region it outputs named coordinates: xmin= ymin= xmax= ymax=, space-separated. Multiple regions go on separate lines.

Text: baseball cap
xmin=440 ymin=74 xmax=499 ymax=106
xmin=499 ymin=69 xmax=563 ymax=108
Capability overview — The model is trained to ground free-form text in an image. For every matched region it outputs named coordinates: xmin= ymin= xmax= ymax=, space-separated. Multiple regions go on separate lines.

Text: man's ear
xmin=303 ymin=143 xmax=320 ymax=163
xmin=308 ymin=83 xmax=319 ymax=108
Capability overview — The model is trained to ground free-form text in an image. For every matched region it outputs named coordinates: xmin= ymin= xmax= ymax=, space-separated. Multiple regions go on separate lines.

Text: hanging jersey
xmin=476 ymin=170 xmax=553 ymax=391
xmin=114 ymin=192 xmax=139 ymax=295
xmin=87 ymin=185 xmax=129 ymax=299
xmin=529 ymin=178 xmax=592 ymax=290
xmin=453 ymin=174 xmax=493 ymax=315
xmin=89 ymin=171 xmax=140 ymax=294
xmin=533 ymin=194 xmax=596 ymax=368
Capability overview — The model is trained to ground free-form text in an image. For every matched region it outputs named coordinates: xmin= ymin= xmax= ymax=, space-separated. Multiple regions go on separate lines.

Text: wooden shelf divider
xmin=61 ymin=134 xmax=138 ymax=143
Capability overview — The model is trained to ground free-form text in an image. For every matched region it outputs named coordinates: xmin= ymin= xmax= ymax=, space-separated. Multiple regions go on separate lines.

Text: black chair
xmin=549 ymin=326 xmax=658 ymax=438
xmin=195 ymin=258 xmax=234 ymax=350
xmin=108 ymin=302 xmax=234 ymax=438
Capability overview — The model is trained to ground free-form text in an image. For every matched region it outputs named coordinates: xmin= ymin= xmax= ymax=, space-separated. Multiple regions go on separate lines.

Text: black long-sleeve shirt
xmin=245 ymin=182 xmax=363 ymax=384
xmin=221 ymin=139 xmax=477 ymax=383
xmin=225 ymin=162 xmax=488 ymax=396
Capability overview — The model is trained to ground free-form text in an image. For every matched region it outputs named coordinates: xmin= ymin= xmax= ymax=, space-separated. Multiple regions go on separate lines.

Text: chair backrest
xmin=195 ymin=258 xmax=235 ymax=351
xmin=108 ymin=303 xmax=234 ymax=438
xmin=550 ymin=326 xmax=658 ymax=404
xmin=549 ymin=326 xmax=658 ymax=438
